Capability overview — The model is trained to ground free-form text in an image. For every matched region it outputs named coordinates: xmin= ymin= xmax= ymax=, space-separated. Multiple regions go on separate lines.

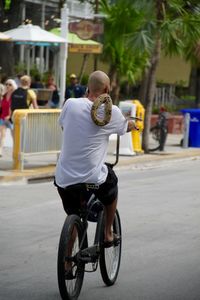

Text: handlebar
xmin=111 ymin=135 xmax=120 ymax=168
xmin=126 ymin=116 xmax=143 ymax=122
xmin=110 ymin=116 xmax=143 ymax=168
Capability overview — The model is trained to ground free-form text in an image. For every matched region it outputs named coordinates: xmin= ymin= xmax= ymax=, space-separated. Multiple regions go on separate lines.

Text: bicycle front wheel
xmin=57 ymin=215 xmax=87 ymax=300
xmin=99 ymin=209 xmax=122 ymax=286
xmin=149 ymin=126 xmax=161 ymax=151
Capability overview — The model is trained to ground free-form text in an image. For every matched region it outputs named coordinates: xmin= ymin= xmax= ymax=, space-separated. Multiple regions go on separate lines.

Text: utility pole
xmin=39 ymin=1 xmax=46 ymax=74
xmin=20 ymin=2 xmax=26 ymax=63
xmin=59 ymin=3 xmax=68 ymax=107
xmin=94 ymin=0 xmax=99 ymax=71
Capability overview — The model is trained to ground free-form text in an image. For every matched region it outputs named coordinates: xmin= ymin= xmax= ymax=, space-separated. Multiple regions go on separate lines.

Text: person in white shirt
xmin=55 ymin=70 xmax=137 ymax=246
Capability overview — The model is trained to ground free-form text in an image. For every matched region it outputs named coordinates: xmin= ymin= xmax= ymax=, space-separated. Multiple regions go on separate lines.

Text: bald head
xmin=88 ymin=71 xmax=110 ymax=95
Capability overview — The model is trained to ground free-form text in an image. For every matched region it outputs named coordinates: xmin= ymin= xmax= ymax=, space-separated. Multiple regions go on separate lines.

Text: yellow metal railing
xmin=13 ymin=109 xmax=62 ymax=170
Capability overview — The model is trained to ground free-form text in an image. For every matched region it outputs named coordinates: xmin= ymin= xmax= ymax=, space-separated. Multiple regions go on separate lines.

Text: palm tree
xmin=80 ymin=0 xmax=200 ymax=150
xmin=99 ymin=0 xmax=149 ymax=104
xmin=127 ymin=0 xmax=200 ymax=152
xmin=183 ymin=1 xmax=200 ymax=108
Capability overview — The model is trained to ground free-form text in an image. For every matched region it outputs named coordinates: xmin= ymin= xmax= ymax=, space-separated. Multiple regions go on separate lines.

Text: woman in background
xmin=46 ymin=75 xmax=60 ymax=108
xmin=0 ymin=79 xmax=17 ymax=157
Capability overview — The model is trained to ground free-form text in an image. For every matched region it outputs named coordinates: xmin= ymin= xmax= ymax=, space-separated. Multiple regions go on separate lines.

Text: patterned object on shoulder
xmin=91 ymin=93 xmax=112 ymax=126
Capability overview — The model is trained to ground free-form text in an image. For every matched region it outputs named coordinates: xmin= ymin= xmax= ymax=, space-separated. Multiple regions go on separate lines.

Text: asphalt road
xmin=0 ymin=158 xmax=200 ymax=300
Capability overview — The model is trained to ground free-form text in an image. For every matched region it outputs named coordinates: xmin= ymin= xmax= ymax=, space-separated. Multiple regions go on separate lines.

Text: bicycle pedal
xmin=114 ymin=238 xmax=120 ymax=246
xmin=79 ymin=246 xmax=99 ymax=263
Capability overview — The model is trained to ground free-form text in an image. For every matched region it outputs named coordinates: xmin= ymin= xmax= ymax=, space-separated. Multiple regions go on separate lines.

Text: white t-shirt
xmin=55 ymin=97 xmax=128 ymax=188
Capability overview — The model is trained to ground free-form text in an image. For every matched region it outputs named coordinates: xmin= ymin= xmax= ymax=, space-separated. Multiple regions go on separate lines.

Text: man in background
xmin=65 ymin=74 xmax=85 ymax=101
xmin=11 ymin=75 xmax=38 ymax=113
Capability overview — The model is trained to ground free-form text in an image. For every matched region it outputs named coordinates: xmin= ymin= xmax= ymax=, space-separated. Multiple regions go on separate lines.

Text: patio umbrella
xmin=3 ymin=24 xmax=67 ymax=105
xmin=4 ymin=24 xmax=66 ymax=44
xmin=0 ymin=32 xmax=11 ymax=41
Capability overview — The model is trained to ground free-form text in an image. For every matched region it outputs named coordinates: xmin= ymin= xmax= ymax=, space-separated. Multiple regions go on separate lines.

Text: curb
xmin=0 ymin=166 xmax=56 ymax=184
xmin=0 ymin=150 xmax=200 ymax=184
xmin=116 ymin=149 xmax=200 ymax=167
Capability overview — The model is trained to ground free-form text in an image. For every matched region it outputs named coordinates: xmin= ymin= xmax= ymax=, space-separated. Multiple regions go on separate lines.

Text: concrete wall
xmin=156 ymin=55 xmax=191 ymax=86
xmin=67 ymin=53 xmax=191 ymax=86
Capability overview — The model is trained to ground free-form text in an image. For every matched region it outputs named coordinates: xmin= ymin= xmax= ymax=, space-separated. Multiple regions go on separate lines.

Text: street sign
xmin=69 ymin=20 xmax=104 ymax=40
xmin=68 ymin=43 xmax=102 ymax=54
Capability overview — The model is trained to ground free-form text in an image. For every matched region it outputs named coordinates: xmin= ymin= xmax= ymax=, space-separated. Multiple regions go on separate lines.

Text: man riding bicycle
xmin=54 ymin=70 xmax=137 ymax=247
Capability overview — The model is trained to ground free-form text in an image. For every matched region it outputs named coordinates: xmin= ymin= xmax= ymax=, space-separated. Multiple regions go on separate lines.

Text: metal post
xmin=40 ymin=1 xmax=46 ymax=74
xmin=45 ymin=47 xmax=49 ymax=71
xmin=20 ymin=3 xmax=26 ymax=63
xmin=183 ymin=113 xmax=190 ymax=148
xmin=27 ymin=47 xmax=30 ymax=75
xmin=59 ymin=4 xmax=68 ymax=106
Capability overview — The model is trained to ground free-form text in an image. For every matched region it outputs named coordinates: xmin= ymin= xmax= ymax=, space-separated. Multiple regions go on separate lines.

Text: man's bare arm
xmin=127 ymin=120 xmax=139 ymax=132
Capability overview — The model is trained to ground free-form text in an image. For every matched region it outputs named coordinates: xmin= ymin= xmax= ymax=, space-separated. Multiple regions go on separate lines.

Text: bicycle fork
xmin=78 ymin=210 xmax=104 ymax=264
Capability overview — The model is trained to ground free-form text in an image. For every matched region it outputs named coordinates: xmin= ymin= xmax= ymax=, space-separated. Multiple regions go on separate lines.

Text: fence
xmin=154 ymin=85 xmax=176 ymax=107
xmin=13 ymin=109 xmax=62 ymax=170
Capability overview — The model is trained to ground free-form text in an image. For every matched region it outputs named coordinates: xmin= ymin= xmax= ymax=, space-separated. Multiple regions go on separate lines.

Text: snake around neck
xmin=90 ymin=93 xmax=112 ymax=126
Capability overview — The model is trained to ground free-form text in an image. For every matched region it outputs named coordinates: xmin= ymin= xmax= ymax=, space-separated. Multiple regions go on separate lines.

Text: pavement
xmin=0 ymin=132 xmax=200 ymax=184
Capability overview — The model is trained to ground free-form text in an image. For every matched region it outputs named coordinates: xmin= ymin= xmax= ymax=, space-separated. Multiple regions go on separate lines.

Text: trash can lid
xmin=181 ymin=108 xmax=200 ymax=115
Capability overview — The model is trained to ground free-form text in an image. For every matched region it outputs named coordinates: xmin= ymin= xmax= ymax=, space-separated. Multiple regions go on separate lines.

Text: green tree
xmin=183 ymin=1 xmax=200 ymax=107
xmin=0 ymin=0 xmax=22 ymax=76
xmin=128 ymin=0 xmax=200 ymax=152
xmin=99 ymin=0 xmax=150 ymax=103
xmin=78 ymin=0 xmax=200 ymax=152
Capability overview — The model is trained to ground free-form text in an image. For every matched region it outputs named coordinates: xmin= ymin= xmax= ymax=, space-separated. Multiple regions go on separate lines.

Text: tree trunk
xmin=142 ymin=37 xmax=161 ymax=153
xmin=142 ymin=0 xmax=165 ymax=153
xmin=138 ymin=68 xmax=150 ymax=106
xmin=79 ymin=53 xmax=89 ymax=84
xmin=188 ymin=67 xmax=197 ymax=97
xmin=109 ymin=65 xmax=120 ymax=105
xmin=195 ymin=67 xmax=200 ymax=108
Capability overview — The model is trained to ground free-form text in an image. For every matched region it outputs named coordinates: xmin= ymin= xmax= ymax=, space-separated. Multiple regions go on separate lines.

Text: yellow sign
xmin=68 ymin=43 xmax=102 ymax=54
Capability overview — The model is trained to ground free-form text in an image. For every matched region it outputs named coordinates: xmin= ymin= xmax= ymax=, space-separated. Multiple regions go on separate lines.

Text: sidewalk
xmin=0 ymin=133 xmax=200 ymax=184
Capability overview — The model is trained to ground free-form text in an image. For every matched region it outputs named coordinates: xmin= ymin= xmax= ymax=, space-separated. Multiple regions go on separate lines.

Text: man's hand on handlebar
xmin=126 ymin=116 xmax=142 ymax=132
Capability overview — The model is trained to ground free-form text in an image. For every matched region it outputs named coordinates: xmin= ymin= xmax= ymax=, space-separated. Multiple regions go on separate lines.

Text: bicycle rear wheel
xmin=57 ymin=215 xmax=87 ymax=300
xmin=149 ymin=126 xmax=161 ymax=151
xmin=99 ymin=209 xmax=122 ymax=286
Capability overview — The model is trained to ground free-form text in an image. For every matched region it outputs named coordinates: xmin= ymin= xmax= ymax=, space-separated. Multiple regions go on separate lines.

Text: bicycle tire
xmin=149 ymin=126 xmax=161 ymax=152
xmin=57 ymin=215 xmax=87 ymax=300
xmin=99 ymin=209 xmax=122 ymax=286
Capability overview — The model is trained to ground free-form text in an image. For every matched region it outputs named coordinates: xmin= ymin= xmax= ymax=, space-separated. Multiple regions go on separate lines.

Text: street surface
xmin=0 ymin=158 xmax=200 ymax=300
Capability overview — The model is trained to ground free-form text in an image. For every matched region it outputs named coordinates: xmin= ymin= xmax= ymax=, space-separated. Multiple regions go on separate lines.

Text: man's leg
xmin=104 ymin=197 xmax=117 ymax=242
xmin=0 ymin=125 xmax=6 ymax=156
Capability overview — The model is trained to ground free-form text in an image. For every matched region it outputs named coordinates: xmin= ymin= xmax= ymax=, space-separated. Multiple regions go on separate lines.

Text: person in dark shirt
xmin=65 ymin=74 xmax=85 ymax=101
xmin=31 ymin=74 xmax=44 ymax=89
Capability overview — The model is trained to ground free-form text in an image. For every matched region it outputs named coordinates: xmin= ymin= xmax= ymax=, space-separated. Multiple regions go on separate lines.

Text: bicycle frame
xmin=76 ymin=116 xmax=141 ymax=262
xmin=57 ymin=117 xmax=140 ymax=299
xmin=76 ymin=196 xmax=105 ymax=266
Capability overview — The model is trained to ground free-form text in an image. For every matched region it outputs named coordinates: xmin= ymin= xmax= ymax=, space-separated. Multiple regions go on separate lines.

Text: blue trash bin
xmin=182 ymin=109 xmax=200 ymax=147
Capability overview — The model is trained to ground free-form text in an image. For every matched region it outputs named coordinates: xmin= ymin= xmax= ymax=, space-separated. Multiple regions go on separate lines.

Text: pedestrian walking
xmin=11 ymin=75 xmax=38 ymax=113
xmin=0 ymin=79 xmax=17 ymax=156
xmin=65 ymin=73 xmax=85 ymax=101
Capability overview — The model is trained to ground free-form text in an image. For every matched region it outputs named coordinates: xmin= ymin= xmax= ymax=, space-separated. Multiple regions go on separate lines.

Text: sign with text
xmin=68 ymin=43 xmax=102 ymax=54
xmin=69 ymin=20 xmax=104 ymax=40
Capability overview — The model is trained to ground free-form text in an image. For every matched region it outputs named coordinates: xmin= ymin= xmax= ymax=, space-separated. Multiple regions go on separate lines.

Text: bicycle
xmin=57 ymin=135 xmax=122 ymax=300
xmin=149 ymin=111 xmax=168 ymax=152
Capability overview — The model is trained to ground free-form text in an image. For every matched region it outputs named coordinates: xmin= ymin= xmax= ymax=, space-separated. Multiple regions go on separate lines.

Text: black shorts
xmin=55 ymin=164 xmax=118 ymax=215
